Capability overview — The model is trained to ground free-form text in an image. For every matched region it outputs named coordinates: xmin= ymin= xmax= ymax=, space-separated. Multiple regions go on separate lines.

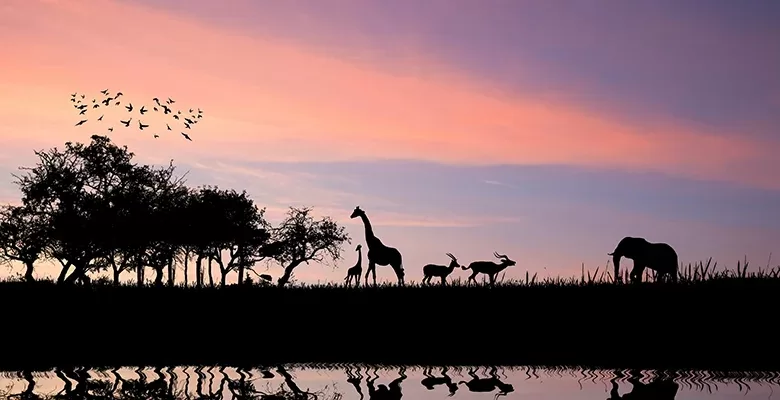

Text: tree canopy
xmin=0 ymin=135 xmax=351 ymax=287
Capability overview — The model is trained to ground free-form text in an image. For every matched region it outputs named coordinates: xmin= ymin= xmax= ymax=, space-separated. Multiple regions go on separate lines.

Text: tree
xmin=272 ymin=207 xmax=351 ymax=286
xmin=0 ymin=204 xmax=49 ymax=282
xmin=12 ymin=135 xmax=147 ymax=284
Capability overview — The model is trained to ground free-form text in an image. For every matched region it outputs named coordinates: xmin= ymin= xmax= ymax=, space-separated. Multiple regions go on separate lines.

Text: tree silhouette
xmin=273 ymin=207 xmax=351 ymax=287
xmin=0 ymin=204 xmax=49 ymax=282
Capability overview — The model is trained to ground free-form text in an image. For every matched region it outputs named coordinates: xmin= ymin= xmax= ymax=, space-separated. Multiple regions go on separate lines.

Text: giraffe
xmin=350 ymin=206 xmax=405 ymax=286
xmin=344 ymin=244 xmax=363 ymax=287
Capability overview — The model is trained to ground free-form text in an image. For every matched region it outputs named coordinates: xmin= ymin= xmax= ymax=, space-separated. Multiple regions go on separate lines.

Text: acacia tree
xmin=12 ymin=135 xmax=144 ymax=284
xmin=273 ymin=207 xmax=351 ymax=287
xmin=0 ymin=204 xmax=49 ymax=282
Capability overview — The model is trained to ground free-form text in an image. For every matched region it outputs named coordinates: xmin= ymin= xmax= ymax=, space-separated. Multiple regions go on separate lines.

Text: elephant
xmin=608 ymin=236 xmax=679 ymax=283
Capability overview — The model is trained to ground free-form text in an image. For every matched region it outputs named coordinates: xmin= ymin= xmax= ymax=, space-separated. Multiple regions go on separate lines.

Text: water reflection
xmin=0 ymin=365 xmax=777 ymax=399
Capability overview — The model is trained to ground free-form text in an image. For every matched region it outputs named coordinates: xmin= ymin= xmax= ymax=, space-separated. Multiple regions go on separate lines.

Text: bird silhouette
xmin=139 ymin=106 xmax=147 ymax=115
xmin=198 ymin=108 xmax=202 ymax=114
xmin=75 ymin=119 xmax=87 ymax=126
xmin=80 ymin=94 xmax=85 ymax=99
xmin=71 ymin=93 xmax=77 ymax=97
xmin=120 ymin=118 xmax=132 ymax=127
xmin=167 ymin=97 xmax=175 ymax=104
xmin=153 ymin=134 xmax=159 ymax=138
xmin=115 ymin=92 xmax=123 ymax=97
xmin=183 ymin=122 xmax=191 ymax=129
xmin=100 ymin=89 xmax=109 ymax=95
xmin=76 ymin=104 xmax=87 ymax=110
xmin=188 ymin=108 xmax=193 ymax=113
xmin=153 ymin=97 xmax=161 ymax=106
xmin=115 ymin=101 xmax=120 ymax=106
xmin=181 ymin=132 xmax=192 ymax=141
xmin=197 ymin=114 xmax=202 ymax=119
xmin=102 ymin=97 xmax=112 ymax=106
xmin=92 ymin=104 xmax=99 ymax=109
xmin=98 ymin=115 xmax=103 ymax=121
xmin=70 ymin=97 xmax=76 ymax=102
xmin=166 ymin=123 xmax=171 ymax=130
xmin=79 ymin=109 xmax=87 ymax=115
xmin=125 ymin=103 xmax=133 ymax=112
xmin=92 ymin=99 xmax=96 ymax=103
xmin=161 ymin=105 xmax=171 ymax=114
xmin=184 ymin=117 xmax=194 ymax=124
xmin=138 ymin=120 xmax=149 ymax=130
xmin=173 ymin=115 xmax=179 ymax=120
xmin=108 ymin=127 xmax=113 ymax=132
xmin=153 ymin=107 xmax=158 ymax=112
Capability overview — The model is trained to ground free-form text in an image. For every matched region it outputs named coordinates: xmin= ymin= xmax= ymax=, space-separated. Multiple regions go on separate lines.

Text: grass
xmin=1 ymin=259 xmax=779 ymax=372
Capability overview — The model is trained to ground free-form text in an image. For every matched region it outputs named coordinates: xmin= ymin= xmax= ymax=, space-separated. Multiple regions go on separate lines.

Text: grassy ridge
xmin=2 ymin=259 xmax=779 ymax=372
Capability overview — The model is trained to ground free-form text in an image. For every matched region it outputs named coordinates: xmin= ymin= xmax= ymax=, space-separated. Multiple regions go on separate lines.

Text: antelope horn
xmin=446 ymin=252 xmax=455 ymax=260
xmin=495 ymin=252 xmax=509 ymax=259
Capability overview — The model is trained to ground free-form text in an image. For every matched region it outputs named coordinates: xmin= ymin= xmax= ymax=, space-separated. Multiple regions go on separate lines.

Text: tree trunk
xmin=137 ymin=265 xmax=144 ymax=287
xmin=57 ymin=262 xmax=71 ymax=284
xmin=238 ymin=264 xmax=245 ymax=286
xmin=23 ymin=260 xmax=35 ymax=282
xmin=154 ymin=267 xmax=164 ymax=287
xmin=183 ymin=252 xmax=190 ymax=288
xmin=167 ymin=258 xmax=175 ymax=287
xmin=208 ymin=258 xmax=214 ymax=287
xmin=195 ymin=254 xmax=203 ymax=288
xmin=277 ymin=260 xmax=304 ymax=287
xmin=220 ymin=269 xmax=228 ymax=287
xmin=113 ymin=268 xmax=121 ymax=285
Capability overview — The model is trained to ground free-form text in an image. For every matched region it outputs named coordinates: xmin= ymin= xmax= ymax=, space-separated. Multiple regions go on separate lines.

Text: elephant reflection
xmin=367 ymin=366 xmax=406 ymax=400
xmin=608 ymin=371 xmax=679 ymax=400
xmin=609 ymin=237 xmax=678 ymax=283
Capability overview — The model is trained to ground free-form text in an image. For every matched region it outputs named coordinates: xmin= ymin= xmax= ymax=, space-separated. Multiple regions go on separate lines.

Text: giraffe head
xmin=350 ymin=206 xmax=365 ymax=219
xmin=356 ymin=244 xmax=362 ymax=251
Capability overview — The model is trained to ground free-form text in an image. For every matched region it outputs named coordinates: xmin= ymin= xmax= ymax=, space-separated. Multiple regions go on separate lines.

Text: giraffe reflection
xmin=345 ymin=365 xmax=365 ymax=400
xmin=608 ymin=369 xmax=679 ymax=400
xmin=458 ymin=366 xmax=514 ymax=399
xmin=367 ymin=366 xmax=406 ymax=400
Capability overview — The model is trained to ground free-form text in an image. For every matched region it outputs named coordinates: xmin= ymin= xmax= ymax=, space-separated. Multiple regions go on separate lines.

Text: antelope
xmin=344 ymin=244 xmax=363 ymax=287
xmin=422 ymin=253 xmax=461 ymax=285
xmin=462 ymin=251 xmax=516 ymax=286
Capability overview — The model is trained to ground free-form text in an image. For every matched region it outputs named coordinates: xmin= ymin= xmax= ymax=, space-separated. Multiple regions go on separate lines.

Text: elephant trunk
xmin=609 ymin=251 xmax=622 ymax=282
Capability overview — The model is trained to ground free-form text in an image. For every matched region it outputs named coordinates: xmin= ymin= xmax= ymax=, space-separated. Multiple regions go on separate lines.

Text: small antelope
xmin=462 ymin=251 xmax=516 ymax=286
xmin=344 ymin=244 xmax=363 ymax=287
xmin=422 ymin=253 xmax=461 ymax=285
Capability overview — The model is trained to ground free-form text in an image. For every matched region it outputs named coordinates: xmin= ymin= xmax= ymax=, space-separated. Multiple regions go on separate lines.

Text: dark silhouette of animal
xmin=345 ymin=365 xmax=365 ymax=400
xmin=97 ymin=115 xmax=103 ymax=121
xmin=458 ymin=367 xmax=514 ymax=399
xmin=139 ymin=106 xmax=147 ymax=115
xmin=344 ymin=244 xmax=363 ymax=287
xmin=350 ymin=206 xmax=405 ymax=286
xmin=75 ymin=119 xmax=87 ymax=126
xmin=422 ymin=253 xmax=461 ymax=285
xmin=609 ymin=236 xmax=678 ymax=283
xmin=181 ymin=132 xmax=192 ymax=141
xmin=421 ymin=366 xmax=458 ymax=396
xmin=138 ymin=120 xmax=149 ymax=130
xmin=608 ymin=370 xmax=679 ymax=399
xmin=462 ymin=252 xmax=516 ymax=286
xmin=120 ymin=118 xmax=131 ymax=127
xmin=367 ymin=366 xmax=405 ymax=400
xmin=125 ymin=103 xmax=133 ymax=112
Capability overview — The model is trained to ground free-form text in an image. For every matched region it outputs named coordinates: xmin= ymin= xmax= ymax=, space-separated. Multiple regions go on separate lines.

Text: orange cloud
xmin=0 ymin=0 xmax=778 ymax=189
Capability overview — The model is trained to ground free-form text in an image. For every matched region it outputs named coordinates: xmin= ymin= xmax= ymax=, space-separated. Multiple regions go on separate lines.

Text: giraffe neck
xmin=356 ymin=248 xmax=362 ymax=267
xmin=359 ymin=214 xmax=376 ymax=242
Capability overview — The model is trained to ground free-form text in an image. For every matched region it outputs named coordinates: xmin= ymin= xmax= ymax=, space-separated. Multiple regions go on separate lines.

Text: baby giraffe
xmin=344 ymin=244 xmax=363 ymax=287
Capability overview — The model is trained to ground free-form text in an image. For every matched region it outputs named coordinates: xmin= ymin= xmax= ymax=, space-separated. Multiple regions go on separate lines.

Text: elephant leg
xmin=630 ymin=264 xmax=645 ymax=283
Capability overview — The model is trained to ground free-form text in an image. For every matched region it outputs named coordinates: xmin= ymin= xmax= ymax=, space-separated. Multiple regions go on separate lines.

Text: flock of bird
xmin=70 ymin=89 xmax=204 ymax=141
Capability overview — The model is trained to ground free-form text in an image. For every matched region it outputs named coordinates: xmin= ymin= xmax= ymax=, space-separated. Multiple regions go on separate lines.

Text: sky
xmin=1 ymin=0 xmax=779 ymax=284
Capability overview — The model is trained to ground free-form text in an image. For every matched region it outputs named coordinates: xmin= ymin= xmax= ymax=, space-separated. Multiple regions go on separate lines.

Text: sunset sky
xmin=1 ymin=0 xmax=779 ymax=284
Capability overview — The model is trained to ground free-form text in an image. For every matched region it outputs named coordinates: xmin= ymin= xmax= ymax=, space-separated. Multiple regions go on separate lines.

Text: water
xmin=0 ymin=365 xmax=778 ymax=399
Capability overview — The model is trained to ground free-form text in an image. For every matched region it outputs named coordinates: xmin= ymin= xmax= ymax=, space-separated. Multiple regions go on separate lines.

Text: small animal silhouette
xmin=97 ymin=115 xmax=103 ymax=121
xmin=462 ymin=252 xmax=516 ymax=286
xmin=120 ymin=118 xmax=132 ymax=127
xmin=344 ymin=244 xmax=363 ymax=287
xmin=138 ymin=120 xmax=149 ymax=130
xmin=125 ymin=103 xmax=133 ymax=112
xmin=181 ymin=132 xmax=192 ymax=141
xmin=458 ymin=367 xmax=514 ymax=399
xmin=74 ymin=119 xmax=87 ymax=126
xmin=139 ymin=105 xmax=147 ymax=115
xmin=422 ymin=253 xmax=462 ymax=285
